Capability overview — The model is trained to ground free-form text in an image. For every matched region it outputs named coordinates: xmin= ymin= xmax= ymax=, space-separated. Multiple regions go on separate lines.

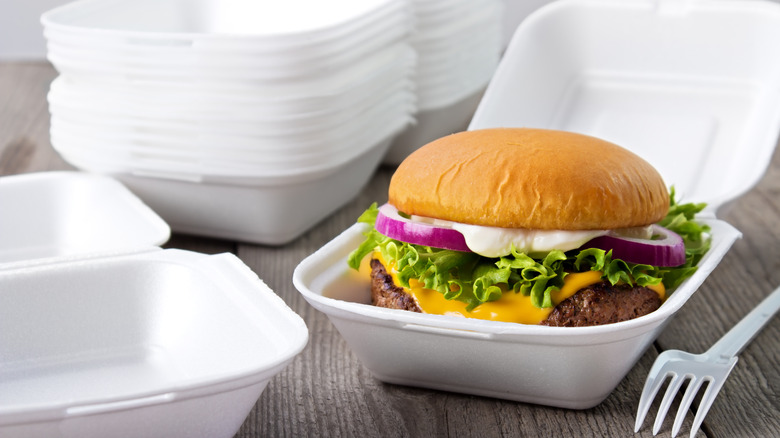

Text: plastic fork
xmin=634 ymin=284 xmax=780 ymax=437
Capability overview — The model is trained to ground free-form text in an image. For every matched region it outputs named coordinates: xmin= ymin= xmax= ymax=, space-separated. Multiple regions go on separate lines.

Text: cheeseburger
xmin=348 ymin=128 xmax=710 ymax=326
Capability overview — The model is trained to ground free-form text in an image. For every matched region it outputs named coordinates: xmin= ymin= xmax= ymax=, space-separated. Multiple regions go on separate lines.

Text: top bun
xmin=388 ymin=128 xmax=669 ymax=230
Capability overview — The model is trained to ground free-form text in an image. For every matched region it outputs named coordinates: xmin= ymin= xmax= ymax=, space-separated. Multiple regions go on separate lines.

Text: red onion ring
xmin=582 ymin=224 xmax=686 ymax=267
xmin=375 ymin=203 xmax=471 ymax=252
xmin=376 ymin=203 xmax=686 ymax=266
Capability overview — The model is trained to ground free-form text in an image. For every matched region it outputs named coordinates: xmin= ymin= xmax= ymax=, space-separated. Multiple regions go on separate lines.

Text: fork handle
xmin=706 ymin=284 xmax=780 ymax=360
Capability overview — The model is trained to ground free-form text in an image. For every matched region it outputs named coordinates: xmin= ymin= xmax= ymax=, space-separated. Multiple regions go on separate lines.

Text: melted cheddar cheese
xmin=371 ymin=251 xmax=665 ymax=324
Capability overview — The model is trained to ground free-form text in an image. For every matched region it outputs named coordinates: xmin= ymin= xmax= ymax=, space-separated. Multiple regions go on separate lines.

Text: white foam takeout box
xmin=0 ymin=171 xmax=309 ymax=437
xmin=293 ymin=0 xmax=780 ymax=409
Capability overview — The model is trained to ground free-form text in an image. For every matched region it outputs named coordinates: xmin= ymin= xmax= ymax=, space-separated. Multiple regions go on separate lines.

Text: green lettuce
xmin=348 ymin=192 xmax=710 ymax=310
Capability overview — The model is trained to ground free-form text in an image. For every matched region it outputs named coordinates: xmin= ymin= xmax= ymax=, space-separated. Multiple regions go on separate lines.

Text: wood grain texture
xmin=1 ymin=61 xmax=776 ymax=438
xmin=0 ymin=62 xmax=69 ymax=173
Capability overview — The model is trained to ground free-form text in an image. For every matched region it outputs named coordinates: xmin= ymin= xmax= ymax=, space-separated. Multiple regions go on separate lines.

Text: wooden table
xmin=2 ymin=61 xmax=778 ymax=437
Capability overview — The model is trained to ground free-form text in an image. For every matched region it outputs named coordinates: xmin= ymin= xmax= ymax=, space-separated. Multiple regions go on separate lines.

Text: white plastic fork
xmin=634 ymin=284 xmax=780 ymax=437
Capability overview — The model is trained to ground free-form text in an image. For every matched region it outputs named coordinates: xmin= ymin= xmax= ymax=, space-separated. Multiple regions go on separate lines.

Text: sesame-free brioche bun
xmin=388 ymin=128 xmax=669 ymax=230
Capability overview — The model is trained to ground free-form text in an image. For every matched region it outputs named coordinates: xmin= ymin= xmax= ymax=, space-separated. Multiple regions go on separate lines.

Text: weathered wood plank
xmin=0 ymin=61 xmax=68 ymax=174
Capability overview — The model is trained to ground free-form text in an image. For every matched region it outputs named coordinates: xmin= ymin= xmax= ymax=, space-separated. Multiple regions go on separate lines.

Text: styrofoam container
xmin=293 ymin=0 xmax=780 ymax=408
xmin=293 ymin=219 xmax=739 ymax=408
xmin=0 ymin=249 xmax=308 ymax=438
xmin=0 ymin=171 xmax=309 ymax=437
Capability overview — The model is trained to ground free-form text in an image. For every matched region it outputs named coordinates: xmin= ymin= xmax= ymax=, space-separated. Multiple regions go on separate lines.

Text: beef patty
xmin=540 ymin=281 xmax=661 ymax=327
xmin=369 ymin=258 xmax=661 ymax=326
xmin=370 ymin=258 xmax=422 ymax=312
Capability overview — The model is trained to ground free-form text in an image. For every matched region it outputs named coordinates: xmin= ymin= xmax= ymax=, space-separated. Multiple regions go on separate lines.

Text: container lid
xmin=0 ymin=171 xmax=170 ymax=264
xmin=470 ymin=0 xmax=780 ymax=212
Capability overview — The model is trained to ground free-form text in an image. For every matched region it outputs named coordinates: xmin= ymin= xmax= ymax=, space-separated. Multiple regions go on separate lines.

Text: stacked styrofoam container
xmin=384 ymin=0 xmax=504 ymax=164
xmin=41 ymin=0 xmax=417 ymax=244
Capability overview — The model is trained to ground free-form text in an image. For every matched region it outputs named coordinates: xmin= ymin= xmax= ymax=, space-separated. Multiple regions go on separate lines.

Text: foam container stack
xmin=41 ymin=0 xmax=417 ymax=244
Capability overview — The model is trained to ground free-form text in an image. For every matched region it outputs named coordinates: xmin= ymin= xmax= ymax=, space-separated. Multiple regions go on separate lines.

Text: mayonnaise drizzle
xmin=411 ymin=215 xmax=652 ymax=258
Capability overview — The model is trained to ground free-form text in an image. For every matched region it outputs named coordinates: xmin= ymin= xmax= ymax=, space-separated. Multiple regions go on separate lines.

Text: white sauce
xmin=411 ymin=215 xmax=652 ymax=258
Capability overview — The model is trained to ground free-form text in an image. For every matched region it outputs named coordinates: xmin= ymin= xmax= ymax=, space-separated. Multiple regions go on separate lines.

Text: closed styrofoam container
xmin=0 ymin=171 xmax=309 ymax=436
xmin=0 ymin=249 xmax=308 ymax=438
xmin=293 ymin=0 xmax=780 ymax=408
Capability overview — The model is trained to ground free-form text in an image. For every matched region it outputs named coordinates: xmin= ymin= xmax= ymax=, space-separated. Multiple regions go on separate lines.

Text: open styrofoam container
xmin=293 ymin=219 xmax=739 ymax=409
xmin=0 ymin=172 xmax=309 ymax=437
xmin=293 ymin=0 xmax=780 ymax=408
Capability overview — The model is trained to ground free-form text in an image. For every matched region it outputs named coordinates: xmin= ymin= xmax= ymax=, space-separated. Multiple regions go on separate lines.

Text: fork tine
xmin=635 ymin=369 xmax=673 ymax=432
xmin=671 ymin=375 xmax=707 ymax=437
xmin=686 ymin=357 xmax=739 ymax=438
xmin=652 ymin=373 xmax=686 ymax=434
xmin=686 ymin=380 xmax=720 ymax=438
